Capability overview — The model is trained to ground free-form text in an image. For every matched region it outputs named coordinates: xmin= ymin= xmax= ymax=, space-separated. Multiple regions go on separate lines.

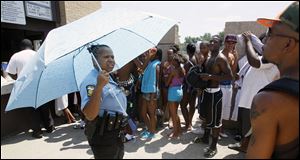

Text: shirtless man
xmin=219 ymin=34 xmax=238 ymax=137
xmin=246 ymin=2 xmax=299 ymax=158
xmin=197 ymin=35 xmax=233 ymax=158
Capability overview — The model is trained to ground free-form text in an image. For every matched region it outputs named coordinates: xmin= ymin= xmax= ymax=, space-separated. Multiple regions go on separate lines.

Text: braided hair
xmin=87 ymin=44 xmax=110 ymax=56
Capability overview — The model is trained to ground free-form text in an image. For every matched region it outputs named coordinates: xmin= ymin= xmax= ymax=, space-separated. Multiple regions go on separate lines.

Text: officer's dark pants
xmin=88 ymin=129 xmax=124 ymax=159
xmin=32 ymin=101 xmax=54 ymax=132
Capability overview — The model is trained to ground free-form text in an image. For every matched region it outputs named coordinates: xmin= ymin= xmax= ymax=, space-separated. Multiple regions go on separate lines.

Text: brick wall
xmin=59 ymin=1 xmax=101 ymax=25
xmin=224 ymin=21 xmax=267 ymax=37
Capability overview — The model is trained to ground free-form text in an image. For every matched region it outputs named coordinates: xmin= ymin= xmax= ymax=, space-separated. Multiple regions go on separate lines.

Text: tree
xmin=184 ymin=36 xmax=201 ymax=44
xmin=182 ymin=31 xmax=225 ymax=50
xmin=200 ymin=33 xmax=211 ymax=41
xmin=218 ymin=31 xmax=225 ymax=42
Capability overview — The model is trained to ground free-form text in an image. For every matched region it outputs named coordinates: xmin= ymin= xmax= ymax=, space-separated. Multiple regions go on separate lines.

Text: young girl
xmin=161 ymin=46 xmax=177 ymax=128
xmin=140 ymin=48 xmax=162 ymax=139
xmin=166 ymin=53 xmax=186 ymax=138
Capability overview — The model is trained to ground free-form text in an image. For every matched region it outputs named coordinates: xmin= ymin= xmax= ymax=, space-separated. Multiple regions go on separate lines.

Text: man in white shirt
xmin=6 ymin=39 xmax=55 ymax=138
xmin=6 ymin=39 xmax=36 ymax=80
xmin=228 ymin=32 xmax=279 ymax=152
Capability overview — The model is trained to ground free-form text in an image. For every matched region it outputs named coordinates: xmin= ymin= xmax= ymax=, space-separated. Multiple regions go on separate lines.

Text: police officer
xmin=80 ymin=44 xmax=127 ymax=159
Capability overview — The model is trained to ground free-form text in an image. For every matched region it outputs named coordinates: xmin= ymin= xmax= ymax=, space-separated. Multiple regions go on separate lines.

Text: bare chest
xmin=205 ymin=56 xmax=220 ymax=74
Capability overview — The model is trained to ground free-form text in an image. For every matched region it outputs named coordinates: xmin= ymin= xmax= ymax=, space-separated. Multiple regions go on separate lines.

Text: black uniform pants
xmin=88 ymin=129 xmax=124 ymax=159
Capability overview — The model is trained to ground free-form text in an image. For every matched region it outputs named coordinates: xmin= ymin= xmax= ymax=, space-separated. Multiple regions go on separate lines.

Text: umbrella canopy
xmin=5 ymin=8 xmax=177 ymax=111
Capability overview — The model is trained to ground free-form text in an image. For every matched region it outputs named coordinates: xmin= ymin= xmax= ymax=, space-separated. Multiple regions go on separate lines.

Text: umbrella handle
xmin=89 ymin=53 xmax=128 ymax=116
xmin=90 ymin=53 xmax=102 ymax=71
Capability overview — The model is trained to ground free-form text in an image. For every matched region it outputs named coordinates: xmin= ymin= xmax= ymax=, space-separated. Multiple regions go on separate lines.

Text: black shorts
xmin=199 ymin=89 xmax=223 ymax=128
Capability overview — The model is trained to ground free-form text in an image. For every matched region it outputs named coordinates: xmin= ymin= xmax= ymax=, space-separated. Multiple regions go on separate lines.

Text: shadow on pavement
xmin=223 ymin=152 xmax=245 ymax=159
xmin=43 ymin=124 xmax=91 ymax=153
xmin=161 ymin=143 xmax=207 ymax=159
xmin=1 ymin=131 xmax=38 ymax=145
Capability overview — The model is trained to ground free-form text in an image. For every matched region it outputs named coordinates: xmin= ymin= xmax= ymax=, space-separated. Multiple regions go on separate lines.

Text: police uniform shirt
xmin=80 ymin=69 xmax=127 ymax=117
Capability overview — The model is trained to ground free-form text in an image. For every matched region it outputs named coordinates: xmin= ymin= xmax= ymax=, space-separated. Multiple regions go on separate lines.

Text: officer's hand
xmin=97 ymin=70 xmax=109 ymax=88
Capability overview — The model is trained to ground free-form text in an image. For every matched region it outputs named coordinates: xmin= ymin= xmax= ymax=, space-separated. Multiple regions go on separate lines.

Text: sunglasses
xmin=266 ymin=28 xmax=299 ymax=42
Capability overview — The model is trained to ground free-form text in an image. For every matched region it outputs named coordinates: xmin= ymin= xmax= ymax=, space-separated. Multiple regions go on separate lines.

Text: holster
xmin=97 ymin=111 xmax=128 ymax=135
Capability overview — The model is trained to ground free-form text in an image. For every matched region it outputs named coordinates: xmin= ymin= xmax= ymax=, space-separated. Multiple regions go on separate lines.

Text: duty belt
xmin=84 ymin=110 xmax=128 ymax=140
xmin=97 ymin=110 xmax=128 ymax=136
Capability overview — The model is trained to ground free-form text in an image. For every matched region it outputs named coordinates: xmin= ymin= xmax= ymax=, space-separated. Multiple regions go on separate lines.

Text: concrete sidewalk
xmin=1 ymin=112 xmax=245 ymax=159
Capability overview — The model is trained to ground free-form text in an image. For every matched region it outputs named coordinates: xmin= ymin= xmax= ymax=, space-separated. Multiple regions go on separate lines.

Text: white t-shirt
xmin=238 ymin=57 xmax=280 ymax=109
xmin=6 ymin=49 xmax=36 ymax=76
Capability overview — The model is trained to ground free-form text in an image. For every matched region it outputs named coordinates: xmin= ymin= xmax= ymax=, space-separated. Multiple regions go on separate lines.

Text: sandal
xmin=193 ymin=137 xmax=209 ymax=144
xmin=203 ymin=147 xmax=217 ymax=158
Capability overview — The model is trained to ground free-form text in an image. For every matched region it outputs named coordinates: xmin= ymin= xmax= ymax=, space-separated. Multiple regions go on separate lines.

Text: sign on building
xmin=1 ymin=1 xmax=26 ymax=25
xmin=25 ymin=1 xmax=53 ymax=21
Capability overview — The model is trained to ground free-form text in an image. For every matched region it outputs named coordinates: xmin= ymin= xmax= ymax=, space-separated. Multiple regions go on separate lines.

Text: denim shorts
xmin=142 ymin=93 xmax=158 ymax=101
xmin=168 ymin=86 xmax=183 ymax=102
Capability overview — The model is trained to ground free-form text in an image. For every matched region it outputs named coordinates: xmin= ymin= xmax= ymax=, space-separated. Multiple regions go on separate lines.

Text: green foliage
xmin=200 ymin=33 xmax=212 ymax=41
xmin=184 ymin=36 xmax=201 ymax=44
xmin=182 ymin=31 xmax=225 ymax=51
xmin=218 ymin=31 xmax=225 ymax=42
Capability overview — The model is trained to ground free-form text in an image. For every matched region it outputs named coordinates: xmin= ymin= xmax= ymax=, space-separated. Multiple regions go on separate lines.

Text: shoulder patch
xmin=86 ymin=85 xmax=95 ymax=97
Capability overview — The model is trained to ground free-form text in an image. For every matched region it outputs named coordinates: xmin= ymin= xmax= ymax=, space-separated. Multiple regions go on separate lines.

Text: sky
xmin=102 ymin=1 xmax=293 ymax=43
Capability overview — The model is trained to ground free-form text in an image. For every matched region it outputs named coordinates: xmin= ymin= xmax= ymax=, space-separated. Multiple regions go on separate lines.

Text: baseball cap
xmin=257 ymin=1 xmax=299 ymax=33
xmin=225 ymin=34 xmax=237 ymax=43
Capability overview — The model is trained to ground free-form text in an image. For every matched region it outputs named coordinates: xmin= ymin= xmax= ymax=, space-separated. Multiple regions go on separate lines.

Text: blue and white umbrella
xmin=5 ymin=8 xmax=177 ymax=111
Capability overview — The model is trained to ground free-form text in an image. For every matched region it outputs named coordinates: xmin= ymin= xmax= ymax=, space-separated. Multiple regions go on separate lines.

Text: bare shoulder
xmin=216 ymin=53 xmax=229 ymax=65
xmin=251 ymin=90 xmax=298 ymax=120
xmin=191 ymin=56 xmax=197 ymax=64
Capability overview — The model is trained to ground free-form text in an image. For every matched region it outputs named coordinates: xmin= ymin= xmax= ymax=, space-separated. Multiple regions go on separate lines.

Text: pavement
xmin=1 ymin=110 xmax=245 ymax=159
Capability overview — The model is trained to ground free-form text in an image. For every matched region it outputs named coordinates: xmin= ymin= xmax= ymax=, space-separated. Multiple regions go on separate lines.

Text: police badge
xmin=86 ymin=85 xmax=95 ymax=97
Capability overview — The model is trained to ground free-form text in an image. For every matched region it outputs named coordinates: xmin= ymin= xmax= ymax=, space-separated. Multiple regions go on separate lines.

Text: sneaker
xmin=191 ymin=127 xmax=204 ymax=135
xmin=147 ymin=133 xmax=155 ymax=139
xmin=228 ymin=142 xmax=247 ymax=153
xmin=219 ymin=132 xmax=229 ymax=138
xmin=140 ymin=130 xmax=148 ymax=136
xmin=80 ymin=120 xmax=85 ymax=129
xmin=46 ymin=126 xmax=56 ymax=133
xmin=234 ymin=135 xmax=242 ymax=141
xmin=125 ymin=134 xmax=136 ymax=142
xmin=203 ymin=147 xmax=218 ymax=158
xmin=141 ymin=131 xmax=155 ymax=139
xmin=32 ymin=131 xmax=43 ymax=138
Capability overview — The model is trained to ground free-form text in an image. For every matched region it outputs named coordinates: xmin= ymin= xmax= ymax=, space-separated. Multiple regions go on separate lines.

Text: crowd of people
xmin=2 ymin=1 xmax=298 ymax=159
